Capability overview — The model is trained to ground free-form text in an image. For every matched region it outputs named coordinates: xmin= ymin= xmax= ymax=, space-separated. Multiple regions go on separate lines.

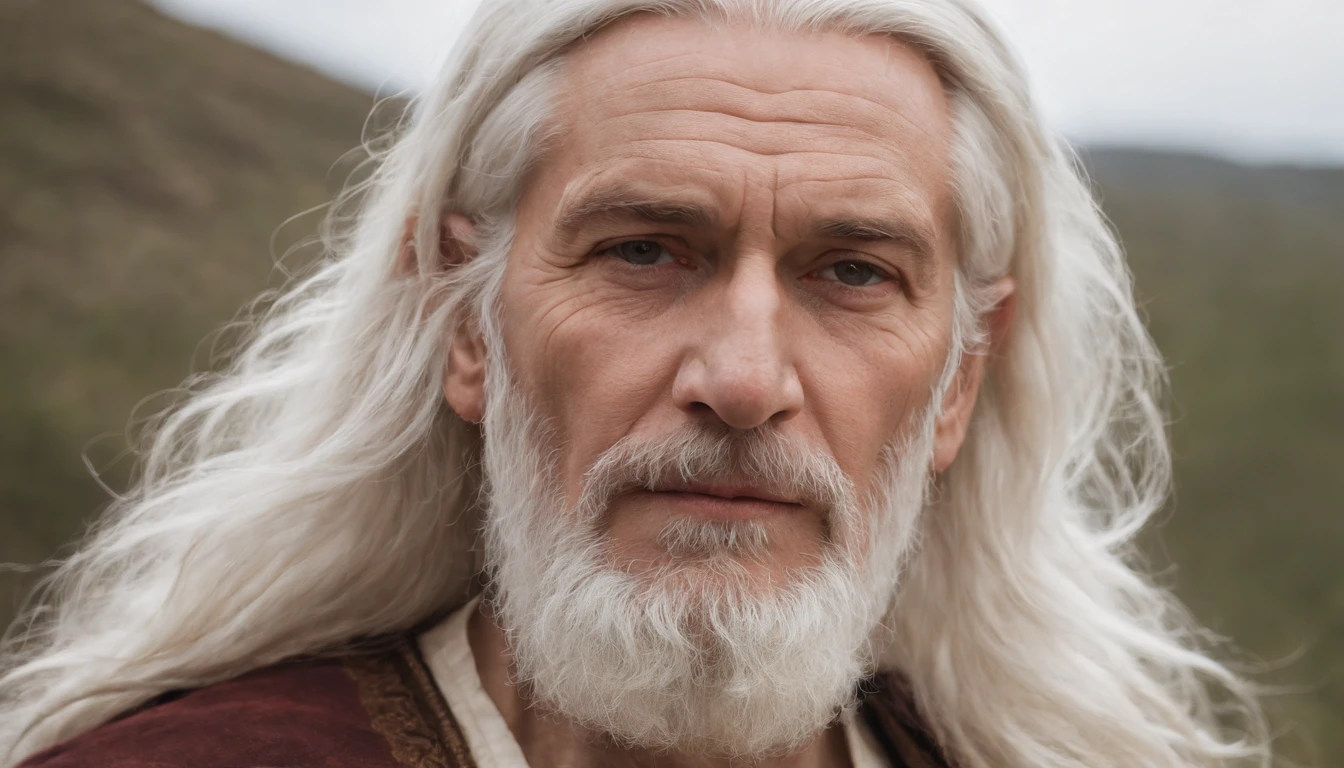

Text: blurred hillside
xmin=0 ymin=0 xmax=373 ymax=563
xmin=1 ymin=0 xmax=1341 ymax=762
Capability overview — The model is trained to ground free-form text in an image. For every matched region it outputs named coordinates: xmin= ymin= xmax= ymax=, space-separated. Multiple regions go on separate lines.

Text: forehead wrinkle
xmin=617 ymin=137 xmax=913 ymax=161
xmin=583 ymin=75 xmax=943 ymax=146
xmin=606 ymin=106 xmax=869 ymax=133
xmin=552 ymin=24 xmax=953 ymax=194
xmin=774 ymin=174 xmax=938 ymax=221
xmin=589 ymin=71 xmax=912 ymax=114
xmin=775 ymin=172 xmax=929 ymax=190
xmin=603 ymin=127 xmax=888 ymax=166
xmin=554 ymin=15 xmax=952 ymax=143
xmin=569 ymin=93 xmax=948 ymax=182
xmin=561 ymin=17 xmax=950 ymax=109
xmin=607 ymin=134 xmax=909 ymax=164
xmin=568 ymin=35 xmax=941 ymax=104
xmin=774 ymin=158 xmax=948 ymax=227
xmin=762 ymin=162 xmax=781 ymax=247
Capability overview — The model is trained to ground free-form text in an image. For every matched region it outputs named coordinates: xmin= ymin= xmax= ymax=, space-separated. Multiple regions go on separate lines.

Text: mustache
xmin=575 ymin=422 xmax=856 ymax=523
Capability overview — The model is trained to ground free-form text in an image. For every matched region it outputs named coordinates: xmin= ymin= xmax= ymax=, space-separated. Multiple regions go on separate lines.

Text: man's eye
xmin=818 ymin=260 xmax=889 ymax=287
xmin=609 ymin=240 xmax=674 ymax=266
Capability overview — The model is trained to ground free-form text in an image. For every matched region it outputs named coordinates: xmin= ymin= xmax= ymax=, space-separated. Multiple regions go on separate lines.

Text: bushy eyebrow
xmin=552 ymin=186 xmax=716 ymax=242
xmin=812 ymin=216 xmax=938 ymax=286
xmin=815 ymin=217 xmax=933 ymax=254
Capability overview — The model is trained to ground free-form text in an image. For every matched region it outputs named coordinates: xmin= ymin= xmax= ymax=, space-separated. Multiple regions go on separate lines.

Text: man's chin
xmin=638 ymin=555 xmax=805 ymax=601
xmin=496 ymin=544 xmax=877 ymax=758
xmin=606 ymin=520 xmax=834 ymax=595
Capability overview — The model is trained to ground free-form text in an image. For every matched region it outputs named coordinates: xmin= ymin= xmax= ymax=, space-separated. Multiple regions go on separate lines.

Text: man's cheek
xmin=540 ymin=334 xmax=679 ymax=493
xmin=797 ymin=339 xmax=917 ymax=474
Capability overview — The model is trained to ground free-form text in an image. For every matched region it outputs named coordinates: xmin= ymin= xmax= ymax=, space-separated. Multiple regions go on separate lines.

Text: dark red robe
xmin=20 ymin=637 xmax=950 ymax=767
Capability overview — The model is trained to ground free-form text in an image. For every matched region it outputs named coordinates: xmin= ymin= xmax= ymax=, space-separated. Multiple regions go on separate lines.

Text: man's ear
xmin=399 ymin=211 xmax=480 ymax=273
xmin=440 ymin=213 xmax=479 ymax=270
xmin=440 ymin=214 xmax=487 ymax=423
xmin=445 ymin=317 xmax=487 ymax=423
xmin=932 ymin=276 xmax=1016 ymax=473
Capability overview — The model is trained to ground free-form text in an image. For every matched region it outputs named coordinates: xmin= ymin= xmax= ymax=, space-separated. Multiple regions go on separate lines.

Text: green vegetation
xmin=1088 ymin=148 xmax=1344 ymax=762
xmin=1 ymin=0 xmax=1339 ymax=761
xmin=0 ymin=0 xmax=372 ymax=565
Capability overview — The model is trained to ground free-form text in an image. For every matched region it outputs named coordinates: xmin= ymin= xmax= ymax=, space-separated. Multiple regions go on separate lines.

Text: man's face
xmin=461 ymin=16 xmax=960 ymax=586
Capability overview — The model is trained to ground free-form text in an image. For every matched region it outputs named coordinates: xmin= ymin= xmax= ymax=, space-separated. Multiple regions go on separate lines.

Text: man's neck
xmin=467 ymin=603 xmax=853 ymax=768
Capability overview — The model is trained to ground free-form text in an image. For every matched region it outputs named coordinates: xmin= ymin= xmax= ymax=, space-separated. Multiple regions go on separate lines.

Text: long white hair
xmin=0 ymin=0 xmax=1269 ymax=765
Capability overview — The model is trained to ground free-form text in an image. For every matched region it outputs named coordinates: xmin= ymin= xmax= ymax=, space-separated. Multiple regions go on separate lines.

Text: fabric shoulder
xmin=19 ymin=637 xmax=477 ymax=768
xmin=858 ymin=671 xmax=954 ymax=768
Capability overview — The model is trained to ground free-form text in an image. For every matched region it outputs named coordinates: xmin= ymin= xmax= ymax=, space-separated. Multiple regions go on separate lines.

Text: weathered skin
xmin=443 ymin=14 xmax=1013 ymax=768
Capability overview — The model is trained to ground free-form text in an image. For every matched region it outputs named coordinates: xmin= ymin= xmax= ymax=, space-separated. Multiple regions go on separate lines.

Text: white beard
xmin=478 ymin=356 xmax=938 ymax=759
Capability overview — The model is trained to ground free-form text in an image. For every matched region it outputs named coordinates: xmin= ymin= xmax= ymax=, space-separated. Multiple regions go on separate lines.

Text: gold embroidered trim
xmin=396 ymin=638 xmax=478 ymax=767
xmin=348 ymin=637 xmax=938 ymax=768
xmin=344 ymin=639 xmax=476 ymax=768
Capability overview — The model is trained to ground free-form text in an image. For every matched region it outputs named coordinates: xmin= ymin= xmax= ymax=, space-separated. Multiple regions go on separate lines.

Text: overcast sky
xmin=149 ymin=0 xmax=1344 ymax=166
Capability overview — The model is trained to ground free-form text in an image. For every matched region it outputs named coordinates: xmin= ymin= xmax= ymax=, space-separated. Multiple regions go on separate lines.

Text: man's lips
xmin=638 ymin=482 xmax=805 ymax=521
xmin=673 ymin=481 xmax=801 ymax=505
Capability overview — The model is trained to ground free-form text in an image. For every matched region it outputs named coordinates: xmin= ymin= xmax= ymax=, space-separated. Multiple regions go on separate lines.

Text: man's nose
xmin=672 ymin=261 xmax=804 ymax=430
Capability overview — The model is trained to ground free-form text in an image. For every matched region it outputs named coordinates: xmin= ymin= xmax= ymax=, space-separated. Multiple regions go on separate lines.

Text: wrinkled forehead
xmin=553 ymin=12 xmax=951 ymax=151
xmin=530 ymin=12 xmax=956 ymax=237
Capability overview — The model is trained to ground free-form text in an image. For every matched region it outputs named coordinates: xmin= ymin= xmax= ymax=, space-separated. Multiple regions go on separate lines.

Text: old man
xmin=1 ymin=0 xmax=1266 ymax=766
